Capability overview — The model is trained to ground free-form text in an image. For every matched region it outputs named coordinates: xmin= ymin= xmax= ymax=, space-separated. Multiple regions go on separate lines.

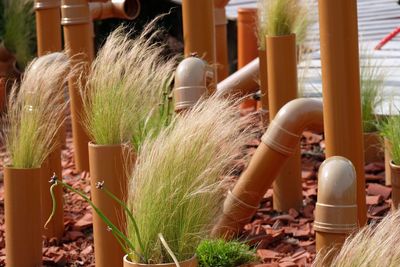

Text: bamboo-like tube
xmin=266 ymin=34 xmax=302 ymax=211
xmin=318 ymin=0 xmax=366 ymax=225
xmin=214 ymin=0 xmax=229 ymax=81
xmin=89 ymin=143 xmax=133 ymax=267
xmin=314 ymin=156 xmax=358 ymax=252
xmin=182 ymin=0 xmax=216 ymax=91
xmin=35 ymin=0 xmax=65 ymax=239
xmin=4 ymin=167 xmax=42 ymax=267
xmin=61 ymin=0 xmax=94 ymax=172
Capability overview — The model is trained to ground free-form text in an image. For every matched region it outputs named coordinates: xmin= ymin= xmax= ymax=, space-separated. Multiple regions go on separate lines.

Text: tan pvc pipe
xmin=266 ymin=34 xmax=302 ymax=212
xmin=182 ymin=0 xmax=216 ymax=90
xmin=35 ymin=0 xmax=65 ymax=239
xmin=314 ymin=156 xmax=358 ymax=253
xmin=62 ymin=0 xmax=93 ymax=172
xmin=214 ymin=0 xmax=229 ymax=81
xmin=318 ymin=0 xmax=366 ymax=225
xmin=213 ymin=98 xmax=323 ymax=238
xmin=174 ymin=56 xmax=211 ymax=112
xmin=89 ymin=143 xmax=134 ymax=267
xmin=4 ymin=167 xmax=42 ymax=267
xmin=90 ymin=0 xmax=140 ymax=20
xmin=237 ymin=8 xmax=258 ymax=110
xmin=216 ymin=58 xmax=259 ymax=97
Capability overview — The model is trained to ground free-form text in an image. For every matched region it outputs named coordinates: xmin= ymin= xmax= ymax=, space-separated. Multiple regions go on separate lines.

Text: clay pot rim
xmin=88 ymin=141 xmax=127 ymax=148
xmin=123 ymin=254 xmax=197 ymax=266
xmin=4 ymin=165 xmax=41 ymax=170
xmin=265 ymin=33 xmax=295 ymax=40
xmin=390 ymin=160 xmax=400 ymax=169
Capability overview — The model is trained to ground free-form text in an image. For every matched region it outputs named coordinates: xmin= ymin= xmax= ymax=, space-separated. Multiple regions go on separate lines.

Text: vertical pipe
xmin=61 ymin=0 xmax=94 ymax=172
xmin=214 ymin=0 xmax=229 ymax=81
xmin=266 ymin=34 xmax=302 ymax=211
xmin=182 ymin=0 xmax=216 ymax=91
xmin=318 ymin=0 xmax=366 ymax=225
xmin=258 ymin=49 xmax=269 ymax=123
xmin=35 ymin=0 xmax=65 ymax=239
xmin=237 ymin=8 xmax=258 ymax=110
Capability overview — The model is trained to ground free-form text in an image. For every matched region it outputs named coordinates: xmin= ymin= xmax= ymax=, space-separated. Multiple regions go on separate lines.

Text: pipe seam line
xmin=262 ymin=120 xmax=302 ymax=156
xmin=222 ymin=190 xmax=258 ymax=223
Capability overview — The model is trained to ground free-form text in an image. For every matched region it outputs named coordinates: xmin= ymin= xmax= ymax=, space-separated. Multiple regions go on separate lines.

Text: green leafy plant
xmin=81 ymin=19 xmax=176 ymax=148
xmin=257 ymin=0 xmax=310 ymax=50
xmin=2 ymin=0 xmax=36 ymax=69
xmin=1 ymin=53 xmax=69 ymax=168
xmin=313 ymin=210 xmax=400 ymax=267
xmin=379 ymin=115 xmax=400 ymax=165
xmin=196 ymin=239 xmax=257 ymax=267
xmin=360 ymin=53 xmax=385 ymax=133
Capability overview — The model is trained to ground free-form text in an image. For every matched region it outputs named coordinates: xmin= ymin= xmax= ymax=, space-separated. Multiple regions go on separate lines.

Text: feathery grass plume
xmin=313 ymin=210 xmax=400 ymax=267
xmin=81 ymin=19 xmax=176 ymax=148
xmin=1 ymin=53 xmax=69 ymax=168
xmin=360 ymin=51 xmax=385 ymax=132
xmin=380 ymin=114 xmax=400 ymax=165
xmin=2 ymin=0 xmax=36 ymax=69
xmin=126 ymin=96 xmax=254 ymax=264
xmin=257 ymin=0 xmax=310 ymax=50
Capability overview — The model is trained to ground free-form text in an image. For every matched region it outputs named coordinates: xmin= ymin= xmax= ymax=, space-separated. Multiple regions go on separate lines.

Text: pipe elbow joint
xmin=173 ymin=56 xmax=212 ymax=111
xmin=262 ymin=98 xmax=323 ymax=156
xmin=314 ymin=156 xmax=358 ymax=234
xmin=90 ymin=0 xmax=140 ymax=21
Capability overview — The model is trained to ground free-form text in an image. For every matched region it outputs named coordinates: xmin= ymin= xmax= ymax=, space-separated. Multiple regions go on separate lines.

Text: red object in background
xmin=375 ymin=27 xmax=400 ymax=50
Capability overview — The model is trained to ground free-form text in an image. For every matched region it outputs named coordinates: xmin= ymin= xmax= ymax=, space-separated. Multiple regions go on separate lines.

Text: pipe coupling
xmin=214 ymin=8 xmax=227 ymax=26
xmin=262 ymin=120 xmax=301 ymax=156
xmin=314 ymin=203 xmax=358 ymax=233
xmin=35 ymin=0 xmax=61 ymax=9
xmin=222 ymin=190 xmax=258 ymax=223
xmin=61 ymin=0 xmax=91 ymax=25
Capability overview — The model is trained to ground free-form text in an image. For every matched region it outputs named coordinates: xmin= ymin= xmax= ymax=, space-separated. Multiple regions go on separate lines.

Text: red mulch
xmin=0 ymin=111 xmax=392 ymax=267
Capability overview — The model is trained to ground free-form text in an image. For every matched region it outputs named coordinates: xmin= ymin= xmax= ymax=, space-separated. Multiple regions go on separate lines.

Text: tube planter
xmin=390 ymin=161 xmax=400 ymax=210
xmin=266 ymin=34 xmax=302 ymax=212
xmin=385 ymin=138 xmax=392 ymax=186
xmin=363 ymin=132 xmax=383 ymax=164
xmin=214 ymin=0 xmax=229 ymax=81
xmin=258 ymin=49 xmax=269 ymax=124
xmin=4 ymin=167 xmax=42 ymax=267
xmin=89 ymin=143 xmax=134 ymax=267
xmin=123 ymin=255 xmax=198 ymax=267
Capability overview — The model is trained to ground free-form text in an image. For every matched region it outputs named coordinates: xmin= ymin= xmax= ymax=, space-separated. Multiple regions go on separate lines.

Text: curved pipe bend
xmin=90 ymin=0 xmax=140 ymax=20
xmin=212 ymin=98 xmax=324 ymax=238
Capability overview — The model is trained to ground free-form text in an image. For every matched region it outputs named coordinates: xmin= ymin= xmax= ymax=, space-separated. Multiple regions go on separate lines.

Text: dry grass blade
xmin=126 ymin=96 xmax=255 ymax=264
xmin=2 ymin=52 xmax=69 ymax=168
xmin=313 ymin=210 xmax=400 ymax=267
xmin=81 ymin=19 xmax=176 ymax=148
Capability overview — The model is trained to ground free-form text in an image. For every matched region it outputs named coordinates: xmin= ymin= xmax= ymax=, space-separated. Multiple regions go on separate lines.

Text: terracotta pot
xmin=4 ymin=166 xmax=42 ymax=267
xmin=363 ymin=132 xmax=383 ymax=164
xmin=385 ymin=138 xmax=392 ymax=186
xmin=123 ymin=255 xmax=198 ymax=267
xmin=390 ymin=161 xmax=400 ymax=209
xmin=89 ymin=143 xmax=135 ymax=267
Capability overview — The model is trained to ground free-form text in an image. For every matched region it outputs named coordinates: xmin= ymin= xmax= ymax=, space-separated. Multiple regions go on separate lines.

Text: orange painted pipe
xmin=390 ymin=161 xmax=400 ymax=210
xmin=266 ymin=34 xmax=302 ymax=212
xmin=314 ymin=156 xmax=358 ymax=253
xmin=182 ymin=0 xmax=216 ymax=90
xmin=258 ymin=49 xmax=269 ymax=123
xmin=237 ymin=8 xmax=258 ymax=110
xmin=90 ymin=0 xmax=140 ymax=20
xmin=35 ymin=0 xmax=65 ymax=239
xmin=318 ymin=0 xmax=366 ymax=225
xmin=385 ymin=138 xmax=392 ymax=186
xmin=4 ymin=167 xmax=42 ymax=267
xmin=214 ymin=0 xmax=229 ymax=81
xmin=212 ymin=98 xmax=323 ymax=238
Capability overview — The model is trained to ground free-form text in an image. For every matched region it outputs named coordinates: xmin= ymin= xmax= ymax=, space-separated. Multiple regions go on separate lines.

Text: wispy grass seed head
xmin=82 ymin=20 xmax=176 ymax=148
xmin=2 ymin=52 xmax=69 ymax=168
xmin=313 ymin=210 xmax=400 ymax=267
xmin=257 ymin=0 xmax=310 ymax=50
xmin=127 ymin=96 xmax=255 ymax=264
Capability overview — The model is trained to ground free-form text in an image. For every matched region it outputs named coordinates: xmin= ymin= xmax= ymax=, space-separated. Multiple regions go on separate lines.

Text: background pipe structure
xmin=214 ymin=0 xmax=229 ymax=81
xmin=182 ymin=0 xmax=216 ymax=91
xmin=237 ymin=7 xmax=258 ymax=110
xmin=266 ymin=34 xmax=302 ymax=212
xmin=314 ymin=156 xmax=358 ymax=253
xmin=318 ymin=0 xmax=366 ymax=225
xmin=35 ymin=0 xmax=65 ymax=239
xmin=212 ymin=98 xmax=323 ymax=238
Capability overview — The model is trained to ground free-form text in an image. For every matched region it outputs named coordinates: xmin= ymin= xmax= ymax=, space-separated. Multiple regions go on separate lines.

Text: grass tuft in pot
xmin=257 ymin=0 xmax=309 ymax=49
xmin=380 ymin=115 xmax=400 ymax=166
xmin=126 ymin=95 xmax=254 ymax=264
xmin=81 ymin=20 xmax=176 ymax=148
xmin=196 ymin=239 xmax=257 ymax=267
xmin=360 ymin=53 xmax=385 ymax=133
xmin=2 ymin=53 xmax=69 ymax=168
xmin=313 ymin=210 xmax=400 ymax=267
